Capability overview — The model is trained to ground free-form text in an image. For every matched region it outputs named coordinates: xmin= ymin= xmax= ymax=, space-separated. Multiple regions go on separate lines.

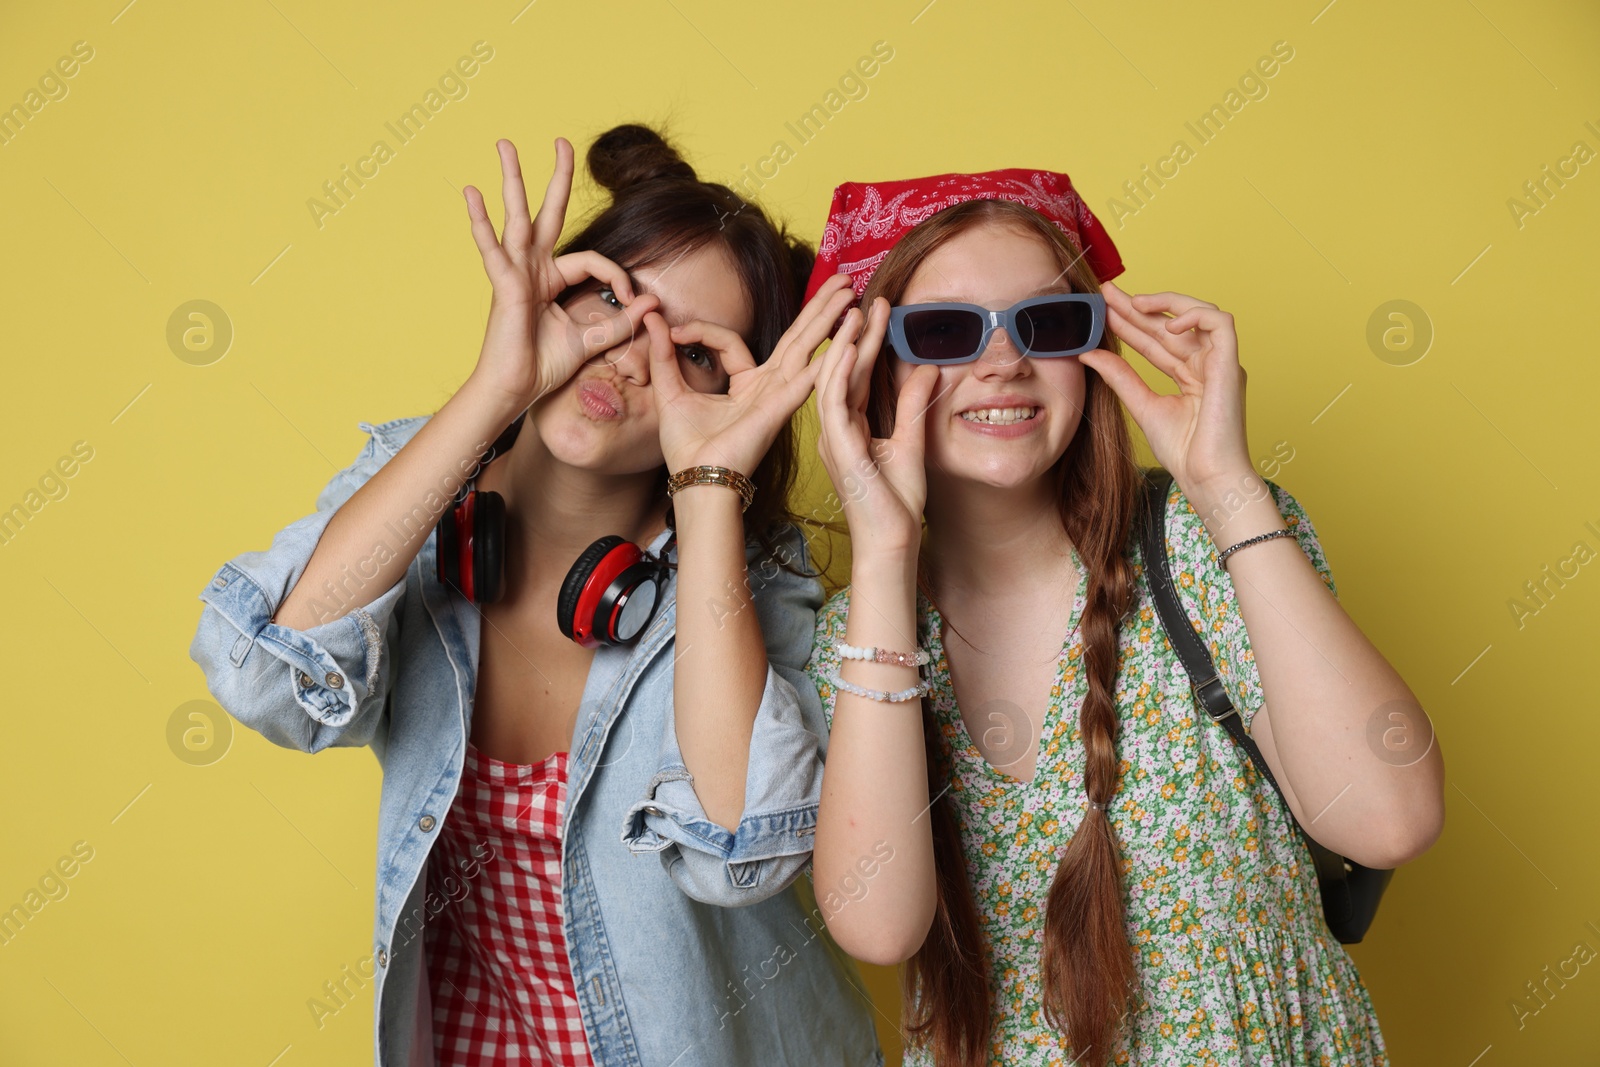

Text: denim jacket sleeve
xmin=187 ymin=423 xmax=409 ymax=755
xmin=620 ymin=522 xmax=828 ymax=907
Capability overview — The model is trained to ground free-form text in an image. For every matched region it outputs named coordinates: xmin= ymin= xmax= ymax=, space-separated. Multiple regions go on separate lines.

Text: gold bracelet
xmin=666 ymin=465 xmax=755 ymax=512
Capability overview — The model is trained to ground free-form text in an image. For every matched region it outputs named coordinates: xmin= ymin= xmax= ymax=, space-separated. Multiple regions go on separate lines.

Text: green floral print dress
xmin=805 ymin=478 xmax=1389 ymax=1067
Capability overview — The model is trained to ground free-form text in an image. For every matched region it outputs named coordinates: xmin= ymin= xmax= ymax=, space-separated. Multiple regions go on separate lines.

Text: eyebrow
xmin=628 ymin=277 xmax=739 ymax=386
xmin=914 ymin=280 xmax=1077 ymax=305
xmin=630 ymin=277 xmax=691 ymax=328
xmin=632 ymin=278 xmax=754 ymax=365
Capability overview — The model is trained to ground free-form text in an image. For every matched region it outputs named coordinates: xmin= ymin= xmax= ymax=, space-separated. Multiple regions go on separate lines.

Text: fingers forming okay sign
xmin=462 ymin=138 xmax=662 ymax=411
xmin=648 ymin=274 xmax=860 ymax=478
xmin=1079 ymin=281 xmax=1253 ymax=493
xmin=814 ymin=295 xmax=941 ymax=559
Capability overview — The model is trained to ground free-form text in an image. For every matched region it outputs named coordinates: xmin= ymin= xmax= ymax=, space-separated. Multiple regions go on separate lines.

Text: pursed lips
xmin=576 ymin=377 xmax=626 ymax=420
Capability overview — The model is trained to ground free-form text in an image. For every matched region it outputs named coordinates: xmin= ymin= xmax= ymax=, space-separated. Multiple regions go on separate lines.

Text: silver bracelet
xmin=834 ymin=639 xmax=932 ymax=668
xmin=1216 ymin=526 xmax=1298 ymax=567
xmin=827 ymin=672 xmax=931 ymax=704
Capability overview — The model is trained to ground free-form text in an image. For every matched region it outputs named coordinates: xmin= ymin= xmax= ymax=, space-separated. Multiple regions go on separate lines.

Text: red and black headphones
xmin=433 ymin=414 xmax=674 ymax=648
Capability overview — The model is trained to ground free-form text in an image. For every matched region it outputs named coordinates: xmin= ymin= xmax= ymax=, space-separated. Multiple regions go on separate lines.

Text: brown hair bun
xmin=586 ymin=123 xmax=698 ymax=195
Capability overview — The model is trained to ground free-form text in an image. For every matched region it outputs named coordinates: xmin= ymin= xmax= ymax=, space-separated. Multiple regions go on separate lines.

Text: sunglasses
xmin=886 ymin=293 xmax=1107 ymax=365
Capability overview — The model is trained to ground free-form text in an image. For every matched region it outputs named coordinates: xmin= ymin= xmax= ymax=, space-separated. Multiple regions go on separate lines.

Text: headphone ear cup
xmin=435 ymin=495 xmax=462 ymax=589
xmin=557 ymin=536 xmax=627 ymax=641
xmin=472 ymin=490 xmax=506 ymax=604
xmin=607 ymin=555 xmax=669 ymax=644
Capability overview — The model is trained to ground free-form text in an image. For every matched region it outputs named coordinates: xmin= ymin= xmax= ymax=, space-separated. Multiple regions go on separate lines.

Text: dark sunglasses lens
xmin=1016 ymin=299 xmax=1095 ymax=354
xmin=902 ymin=308 xmax=984 ymax=362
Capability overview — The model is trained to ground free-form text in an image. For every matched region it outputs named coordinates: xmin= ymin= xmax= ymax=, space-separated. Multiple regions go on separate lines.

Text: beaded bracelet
xmin=828 ymin=672 xmax=931 ymax=704
xmin=834 ymin=639 xmax=932 ymax=668
xmin=1216 ymin=526 xmax=1298 ymax=567
xmin=666 ymin=465 xmax=755 ymax=512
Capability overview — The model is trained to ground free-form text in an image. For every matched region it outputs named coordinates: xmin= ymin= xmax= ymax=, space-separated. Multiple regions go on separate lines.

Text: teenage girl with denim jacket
xmin=190 ymin=124 xmax=881 ymax=1067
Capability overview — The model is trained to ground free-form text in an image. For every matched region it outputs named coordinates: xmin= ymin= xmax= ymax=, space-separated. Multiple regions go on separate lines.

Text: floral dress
xmin=805 ymin=479 xmax=1388 ymax=1067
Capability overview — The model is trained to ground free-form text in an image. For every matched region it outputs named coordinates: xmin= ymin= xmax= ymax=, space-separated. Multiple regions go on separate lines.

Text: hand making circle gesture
xmin=1078 ymin=281 xmax=1254 ymax=493
xmin=461 ymin=137 xmax=662 ymax=411
xmin=812 ymin=294 xmax=941 ymax=559
xmin=645 ymin=273 xmax=860 ymax=479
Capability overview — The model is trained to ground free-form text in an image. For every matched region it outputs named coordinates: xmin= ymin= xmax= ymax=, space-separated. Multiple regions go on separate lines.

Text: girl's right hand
xmin=462 ymin=137 xmax=661 ymax=413
xmin=813 ymin=295 xmax=940 ymax=560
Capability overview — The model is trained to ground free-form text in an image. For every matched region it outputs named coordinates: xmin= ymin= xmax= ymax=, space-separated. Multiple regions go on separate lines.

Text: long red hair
xmin=862 ymin=199 xmax=1143 ymax=1066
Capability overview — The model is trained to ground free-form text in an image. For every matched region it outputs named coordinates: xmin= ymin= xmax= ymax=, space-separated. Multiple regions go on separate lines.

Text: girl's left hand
xmin=645 ymin=274 xmax=859 ymax=476
xmin=1078 ymin=281 xmax=1255 ymax=496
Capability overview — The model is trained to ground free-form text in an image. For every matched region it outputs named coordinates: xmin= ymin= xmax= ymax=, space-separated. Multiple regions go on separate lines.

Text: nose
xmin=972 ymin=324 xmax=1027 ymax=378
xmin=587 ymin=317 xmax=653 ymax=385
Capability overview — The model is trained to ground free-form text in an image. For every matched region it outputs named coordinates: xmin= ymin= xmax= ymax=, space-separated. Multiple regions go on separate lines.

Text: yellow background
xmin=2 ymin=0 xmax=1596 ymax=1063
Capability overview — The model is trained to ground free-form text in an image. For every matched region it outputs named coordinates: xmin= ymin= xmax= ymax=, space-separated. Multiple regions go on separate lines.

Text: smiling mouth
xmin=958 ymin=406 xmax=1040 ymax=426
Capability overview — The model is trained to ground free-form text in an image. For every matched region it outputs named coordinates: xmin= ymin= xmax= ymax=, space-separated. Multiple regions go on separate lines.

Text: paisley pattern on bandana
xmin=805 ymin=479 xmax=1389 ymax=1067
xmin=803 ymin=167 xmax=1126 ymax=303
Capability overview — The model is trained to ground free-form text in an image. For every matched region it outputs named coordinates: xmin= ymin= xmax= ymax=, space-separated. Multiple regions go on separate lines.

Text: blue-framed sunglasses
xmin=886 ymin=293 xmax=1107 ymax=365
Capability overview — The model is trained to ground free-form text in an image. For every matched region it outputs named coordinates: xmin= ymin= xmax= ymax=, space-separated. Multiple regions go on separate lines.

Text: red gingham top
xmin=424 ymin=741 xmax=595 ymax=1066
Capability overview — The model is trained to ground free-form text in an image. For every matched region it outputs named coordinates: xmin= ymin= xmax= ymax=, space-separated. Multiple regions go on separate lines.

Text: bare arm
xmin=815 ymin=552 xmax=937 ymax=965
xmin=1189 ymin=478 xmax=1445 ymax=868
xmin=809 ymin=297 xmax=944 ymax=964
xmin=1085 ymin=281 xmax=1445 ymax=873
xmin=647 ymin=276 xmax=856 ymax=832
xmin=272 ymin=379 xmax=519 ymax=629
xmin=665 ymin=482 xmax=767 ymax=828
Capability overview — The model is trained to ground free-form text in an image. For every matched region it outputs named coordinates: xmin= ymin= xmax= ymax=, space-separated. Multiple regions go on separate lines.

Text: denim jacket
xmin=188 ymin=414 xmax=882 ymax=1067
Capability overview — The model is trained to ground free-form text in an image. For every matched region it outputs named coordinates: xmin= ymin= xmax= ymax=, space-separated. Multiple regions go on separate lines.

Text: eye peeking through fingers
xmin=560 ymin=282 xmax=630 ymax=324
xmin=677 ymin=342 xmax=731 ymax=393
xmin=677 ymin=341 xmax=714 ymax=370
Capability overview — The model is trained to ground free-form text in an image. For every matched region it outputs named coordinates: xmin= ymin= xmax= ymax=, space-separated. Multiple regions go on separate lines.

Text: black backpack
xmin=1137 ymin=466 xmax=1393 ymax=943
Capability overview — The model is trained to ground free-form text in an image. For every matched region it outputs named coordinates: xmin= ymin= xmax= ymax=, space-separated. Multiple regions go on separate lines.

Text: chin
xmin=531 ymin=402 xmax=663 ymax=476
xmin=933 ymin=451 xmax=1061 ymax=490
xmin=925 ymin=414 xmax=1076 ymax=489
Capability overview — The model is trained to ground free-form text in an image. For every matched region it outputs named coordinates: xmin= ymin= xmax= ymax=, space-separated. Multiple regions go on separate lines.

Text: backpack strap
xmin=1137 ymin=467 xmax=1352 ymax=894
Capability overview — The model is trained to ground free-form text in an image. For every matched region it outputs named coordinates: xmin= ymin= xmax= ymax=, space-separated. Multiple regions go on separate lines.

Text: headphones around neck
xmin=433 ymin=414 xmax=674 ymax=648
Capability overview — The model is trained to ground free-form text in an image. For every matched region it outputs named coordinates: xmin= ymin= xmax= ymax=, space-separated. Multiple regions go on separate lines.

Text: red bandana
xmin=802 ymin=167 xmax=1125 ymax=305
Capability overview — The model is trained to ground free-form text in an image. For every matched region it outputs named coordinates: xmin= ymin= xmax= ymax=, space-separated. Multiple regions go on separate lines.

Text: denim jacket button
xmin=212 ymin=576 xmax=228 ymax=590
xmin=377 ymin=948 xmax=388 ymax=968
xmin=419 ymin=815 xmax=436 ymax=832
xmin=297 ymin=670 xmax=314 ymax=688
xmin=325 ymin=671 xmax=344 ymax=689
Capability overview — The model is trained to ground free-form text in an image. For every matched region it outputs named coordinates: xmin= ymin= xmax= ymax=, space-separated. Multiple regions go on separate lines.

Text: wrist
xmin=668 ymin=464 xmax=756 ymax=515
xmin=1180 ymin=459 xmax=1260 ymax=510
xmin=1187 ymin=474 xmax=1286 ymax=545
xmin=844 ymin=559 xmax=921 ymax=648
xmin=459 ymin=371 xmax=535 ymax=426
xmin=851 ymin=546 xmax=919 ymax=584
xmin=1181 ymin=457 xmax=1259 ymax=502
xmin=668 ymin=479 xmax=747 ymax=528
xmin=674 ymin=448 xmax=763 ymax=483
